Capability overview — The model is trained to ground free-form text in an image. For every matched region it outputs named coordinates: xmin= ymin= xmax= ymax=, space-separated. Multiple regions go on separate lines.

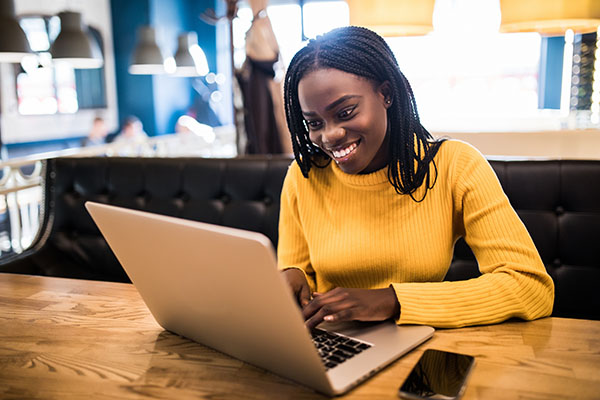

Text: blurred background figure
xmin=169 ymin=114 xmax=218 ymax=157
xmin=81 ymin=117 xmax=109 ymax=146
xmin=114 ymin=116 xmax=148 ymax=143
xmin=235 ymin=0 xmax=291 ymax=155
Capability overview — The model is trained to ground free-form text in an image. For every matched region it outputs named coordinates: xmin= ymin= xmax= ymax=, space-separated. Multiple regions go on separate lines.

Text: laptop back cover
xmin=85 ymin=202 xmax=332 ymax=394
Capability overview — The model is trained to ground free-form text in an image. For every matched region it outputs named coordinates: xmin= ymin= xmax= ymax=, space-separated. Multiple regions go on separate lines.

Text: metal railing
xmin=0 ymin=129 xmax=236 ymax=258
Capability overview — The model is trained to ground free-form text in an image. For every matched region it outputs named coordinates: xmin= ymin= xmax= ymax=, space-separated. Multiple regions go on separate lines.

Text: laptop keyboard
xmin=310 ymin=328 xmax=372 ymax=370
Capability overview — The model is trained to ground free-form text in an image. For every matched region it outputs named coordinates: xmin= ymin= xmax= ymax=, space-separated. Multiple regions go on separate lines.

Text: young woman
xmin=278 ymin=26 xmax=554 ymax=329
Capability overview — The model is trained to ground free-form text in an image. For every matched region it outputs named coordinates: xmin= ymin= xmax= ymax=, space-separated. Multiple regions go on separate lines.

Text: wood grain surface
xmin=1 ymin=273 xmax=599 ymax=399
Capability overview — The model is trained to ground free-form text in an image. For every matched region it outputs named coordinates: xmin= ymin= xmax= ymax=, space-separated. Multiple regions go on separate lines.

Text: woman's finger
xmin=304 ymin=298 xmax=356 ymax=329
xmin=299 ymin=282 xmax=311 ymax=307
xmin=305 ymin=303 xmax=357 ymax=329
xmin=302 ymin=290 xmax=348 ymax=321
xmin=323 ymin=307 xmax=355 ymax=323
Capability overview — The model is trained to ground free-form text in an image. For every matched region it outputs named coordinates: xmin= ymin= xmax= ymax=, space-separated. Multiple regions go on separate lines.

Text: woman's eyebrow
xmin=301 ymin=95 xmax=361 ymax=117
xmin=325 ymin=95 xmax=360 ymax=111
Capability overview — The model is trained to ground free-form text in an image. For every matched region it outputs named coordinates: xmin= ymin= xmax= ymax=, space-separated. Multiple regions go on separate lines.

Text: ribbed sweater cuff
xmin=390 ymin=276 xmax=551 ymax=328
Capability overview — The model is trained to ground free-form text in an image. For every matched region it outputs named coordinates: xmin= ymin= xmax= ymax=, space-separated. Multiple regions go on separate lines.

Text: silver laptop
xmin=85 ymin=201 xmax=434 ymax=396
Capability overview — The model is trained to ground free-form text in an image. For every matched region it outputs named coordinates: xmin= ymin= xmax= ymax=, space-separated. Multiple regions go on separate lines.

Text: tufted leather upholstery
xmin=0 ymin=157 xmax=598 ymax=320
xmin=0 ymin=157 xmax=291 ymax=283
xmin=448 ymin=160 xmax=600 ymax=321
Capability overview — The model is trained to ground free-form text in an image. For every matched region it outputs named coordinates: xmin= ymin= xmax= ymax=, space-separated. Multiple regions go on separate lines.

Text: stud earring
xmin=385 ymin=99 xmax=391 ymax=105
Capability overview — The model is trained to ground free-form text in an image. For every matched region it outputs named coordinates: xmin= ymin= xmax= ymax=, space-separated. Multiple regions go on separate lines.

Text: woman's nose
xmin=320 ymin=125 xmax=345 ymax=146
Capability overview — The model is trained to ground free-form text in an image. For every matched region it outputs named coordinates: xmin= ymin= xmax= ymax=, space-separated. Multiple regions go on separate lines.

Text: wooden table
xmin=1 ymin=273 xmax=599 ymax=399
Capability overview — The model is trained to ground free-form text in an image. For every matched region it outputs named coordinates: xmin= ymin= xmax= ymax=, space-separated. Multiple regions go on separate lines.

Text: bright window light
xmin=262 ymin=4 xmax=302 ymax=64
xmin=232 ymin=0 xmax=557 ymax=132
xmin=19 ymin=17 xmax=50 ymax=51
xmin=17 ymin=16 xmax=80 ymax=115
xmin=303 ymin=1 xmax=349 ymax=39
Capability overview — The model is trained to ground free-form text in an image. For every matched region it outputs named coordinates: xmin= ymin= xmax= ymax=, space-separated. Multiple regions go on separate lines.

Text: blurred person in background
xmin=81 ymin=117 xmax=109 ymax=146
xmin=114 ymin=116 xmax=148 ymax=143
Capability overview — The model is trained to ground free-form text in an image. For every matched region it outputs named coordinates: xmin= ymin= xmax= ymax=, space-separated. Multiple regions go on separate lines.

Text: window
xmin=233 ymin=0 xmax=349 ymax=68
xmin=232 ymin=0 xmax=556 ymax=132
xmin=16 ymin=16 xmax=106 ymax=116
xmin=386 ymin=33 xmax=542 ymax=132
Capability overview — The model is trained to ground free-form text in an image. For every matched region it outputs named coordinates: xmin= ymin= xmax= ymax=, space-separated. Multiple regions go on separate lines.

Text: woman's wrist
xmin=387 ymin=286 xmax=401 ymax=320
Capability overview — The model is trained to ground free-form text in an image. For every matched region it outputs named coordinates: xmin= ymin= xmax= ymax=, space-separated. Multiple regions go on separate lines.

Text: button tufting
xmin=555 ymin=206 xmax=565 ymax=215
xmin=179 ymin=192 xmax=190 ymax=202
xmin=553 ymin=258 xmax=561 ymax=267
xmin=220 ymin=194 xmax=231 ymax=204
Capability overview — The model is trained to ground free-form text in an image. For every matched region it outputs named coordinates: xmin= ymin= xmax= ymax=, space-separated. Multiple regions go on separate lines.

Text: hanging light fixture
xmin=345 ymin=0 xmax=436 ymax=36
xmin=50 ymin=11 xmax=103 ymax=68
xmin=173 ymin=32 xmax=209 ymax=77
xmin=129 ymin=26 xmax=172 ymax=75
xmin=0 ymin=0 xmax=32 ymax=63
xmin=499 ymin=0 xmax=600 ymax=35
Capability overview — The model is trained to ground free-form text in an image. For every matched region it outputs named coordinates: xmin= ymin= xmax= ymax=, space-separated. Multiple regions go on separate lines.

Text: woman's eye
xmin=306 ymin=120 xmax=322 ymax=130
xmin=338 ymin=106 xmax=356 ymax=119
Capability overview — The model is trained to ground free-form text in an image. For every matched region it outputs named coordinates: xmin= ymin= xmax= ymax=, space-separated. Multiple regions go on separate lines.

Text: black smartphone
xmin=398 ymin=349 xmax=475 ymax=400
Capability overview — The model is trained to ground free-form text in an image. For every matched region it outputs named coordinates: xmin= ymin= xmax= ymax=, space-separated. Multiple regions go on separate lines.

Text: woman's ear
xmin=378 ymin=81 xmax=393 ymax=108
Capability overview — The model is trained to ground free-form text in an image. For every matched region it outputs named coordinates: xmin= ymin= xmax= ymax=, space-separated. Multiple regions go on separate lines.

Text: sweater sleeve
xmin=392 ymin=144 xmax=555 ymax=328
xmin=277 ymin=163 xmax=317 ymax=292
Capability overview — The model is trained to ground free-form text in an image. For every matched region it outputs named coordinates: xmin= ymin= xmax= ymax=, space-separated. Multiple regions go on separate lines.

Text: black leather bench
xmin=0 ymin=156 xmax=598 ymax=320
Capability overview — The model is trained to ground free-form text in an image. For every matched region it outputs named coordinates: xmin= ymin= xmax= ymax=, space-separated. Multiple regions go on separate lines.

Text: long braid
xmin=284 ymin=26 xmax=444 ymax=200
xmin=284 ymin=46 xmax=323 ymax=176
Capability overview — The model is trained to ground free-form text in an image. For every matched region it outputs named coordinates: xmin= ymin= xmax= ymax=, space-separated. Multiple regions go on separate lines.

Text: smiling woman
xmin=278 ymin=26 xmax=554 ymax=330
xmin=284 ymin=27 xmax=444 ymax=198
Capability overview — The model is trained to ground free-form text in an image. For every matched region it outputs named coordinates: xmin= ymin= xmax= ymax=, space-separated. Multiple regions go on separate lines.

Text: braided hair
xmin=283 ymin=26 xmax=445 ymax=201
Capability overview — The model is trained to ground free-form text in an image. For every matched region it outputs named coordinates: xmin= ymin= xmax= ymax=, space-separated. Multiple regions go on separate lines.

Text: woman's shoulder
xmin=283 ymin=158 xmax=337 ymax=195
xmin=432 ymin=139 xmax=490 ymax=186
xmin=437 ymin=139 xmax=482 ymax=158
xmin=286 ymin=159 xmax=304 ymax=180
xmin=436 ymin=139 xmax=487 ymax=167
xmin=284 ymin=159 xmax=312 ymax=186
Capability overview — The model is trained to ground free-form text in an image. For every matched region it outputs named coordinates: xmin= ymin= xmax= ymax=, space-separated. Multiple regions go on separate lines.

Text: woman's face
xmin=297 ymin=68 xmax=392 ymax=175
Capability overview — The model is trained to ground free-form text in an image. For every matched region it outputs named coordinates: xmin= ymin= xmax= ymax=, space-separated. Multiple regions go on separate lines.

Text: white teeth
xmin=331 ymin=142 xmax=357 ymax=159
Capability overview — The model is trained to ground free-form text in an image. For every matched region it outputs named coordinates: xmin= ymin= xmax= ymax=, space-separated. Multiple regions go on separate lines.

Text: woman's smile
xmin=328 ymin=140 xmax=359 ymax=162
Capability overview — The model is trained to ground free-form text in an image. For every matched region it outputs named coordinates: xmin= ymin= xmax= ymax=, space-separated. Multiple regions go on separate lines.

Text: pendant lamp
xmin=50 ymin=11 xmax=103 ymax=68
xmin=499 ymin=0 xmax=600 ymax=35
xmin=173 ymin=32 xmax=209 ymax=77
xmin=0 ymin=0 xmax=32 ymax=63
xmin=129 ymin=26 xmax=169 ymax=75
xmin=345 ymin=0 xmax=436 ymax=36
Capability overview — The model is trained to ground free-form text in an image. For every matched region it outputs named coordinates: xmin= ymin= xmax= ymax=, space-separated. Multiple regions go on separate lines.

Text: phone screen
xmin=398 ymin=349 xmax=475 ymax=399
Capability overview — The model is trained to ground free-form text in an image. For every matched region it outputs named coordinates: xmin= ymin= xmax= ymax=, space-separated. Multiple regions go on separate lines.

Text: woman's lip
xmin=331 ymin=140 xmax=359 ymax=162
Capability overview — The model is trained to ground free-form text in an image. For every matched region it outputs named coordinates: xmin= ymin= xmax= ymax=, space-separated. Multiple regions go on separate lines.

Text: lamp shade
xmin=0 ymin=0 xmax=32 ymax=63
xmin=50 ymin=11 xmax=103 ymax=68
xmin=129 ymin=26 xmax=168 ymax=75
xmin=500 ymin=0 xmax=600 ymax=35
xmin=173 ymin=32 xmax=209 ymax=77
xmin=346 ymin=0 xmax=435 ymax=36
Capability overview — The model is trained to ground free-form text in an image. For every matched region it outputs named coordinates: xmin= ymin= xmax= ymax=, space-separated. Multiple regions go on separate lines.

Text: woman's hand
xmin=281 ymin=268 xmax=311 ymax=307
xmin=302 ymin=287 xmax=400 ymax=330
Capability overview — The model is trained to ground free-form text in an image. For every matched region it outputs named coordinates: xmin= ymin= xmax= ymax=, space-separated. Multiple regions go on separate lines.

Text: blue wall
xmin=538 ymin=36 xmax=564 ymax=110
xmin=111 ymin=0 xmax=217 ymax=136
xmin=111 ymin=1 xmax=154 ymax=135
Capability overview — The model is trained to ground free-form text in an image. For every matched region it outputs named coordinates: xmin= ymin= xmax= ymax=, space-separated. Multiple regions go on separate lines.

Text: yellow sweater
xmin=277 ymin=140 xmax=554 ymax=328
